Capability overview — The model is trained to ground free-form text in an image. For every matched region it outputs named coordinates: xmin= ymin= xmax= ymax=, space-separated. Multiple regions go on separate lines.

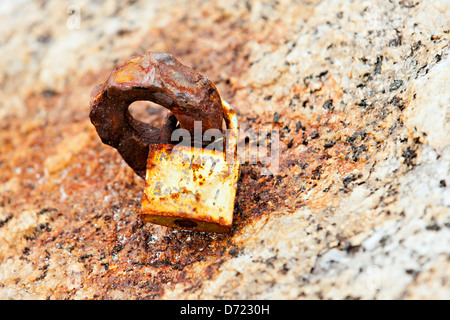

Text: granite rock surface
xmin=0 ymin=0 xmax=448 ymax=299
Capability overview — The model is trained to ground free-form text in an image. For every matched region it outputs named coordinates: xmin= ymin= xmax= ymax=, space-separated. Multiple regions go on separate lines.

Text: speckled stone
xmin=0 ymin=0 xmax=448 ymax=299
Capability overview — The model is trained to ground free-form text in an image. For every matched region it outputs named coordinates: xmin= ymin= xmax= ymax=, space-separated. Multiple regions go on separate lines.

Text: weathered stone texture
xmin=0 ymin=0 xmax=448 ymax=299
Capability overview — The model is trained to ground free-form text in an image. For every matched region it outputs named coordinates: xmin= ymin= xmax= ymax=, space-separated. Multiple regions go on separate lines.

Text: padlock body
xmin=140 ymin=144 xmax=239 ymax=233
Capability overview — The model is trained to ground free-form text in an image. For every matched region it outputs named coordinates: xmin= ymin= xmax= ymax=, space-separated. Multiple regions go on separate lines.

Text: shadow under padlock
xmin=89 ymin=51 xmax=240 ymax=233
xmin=140 ymin=100 xmax=240 ymax=233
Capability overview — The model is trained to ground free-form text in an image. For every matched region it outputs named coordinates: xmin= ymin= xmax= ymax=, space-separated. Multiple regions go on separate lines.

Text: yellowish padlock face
xmin=140 ymin=144 xmax=240 ymax=233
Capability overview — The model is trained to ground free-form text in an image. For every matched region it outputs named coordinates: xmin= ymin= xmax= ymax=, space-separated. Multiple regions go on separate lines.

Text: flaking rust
xmin=89 ymin=51 xmax=224 ymax=178
xmin=90 ymin=51 xmax=240 ymax=232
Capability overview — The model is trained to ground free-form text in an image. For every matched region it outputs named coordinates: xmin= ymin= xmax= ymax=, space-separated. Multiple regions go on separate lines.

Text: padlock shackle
xmin=89 ymin=51 xmax=224 ymax=178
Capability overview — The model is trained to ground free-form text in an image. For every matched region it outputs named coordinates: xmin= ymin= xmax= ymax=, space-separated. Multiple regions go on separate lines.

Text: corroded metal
xmin=89 ymin=51 xmax=239 ymax=232
xmin=140 ymin=101 xmax=240 ymax=233
xmin=89 ymin=51 xmax=224 ymax=178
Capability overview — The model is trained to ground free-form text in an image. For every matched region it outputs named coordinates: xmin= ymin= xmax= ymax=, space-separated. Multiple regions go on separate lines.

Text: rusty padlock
xmin=90 ymin=51 xmax=239 ymax=233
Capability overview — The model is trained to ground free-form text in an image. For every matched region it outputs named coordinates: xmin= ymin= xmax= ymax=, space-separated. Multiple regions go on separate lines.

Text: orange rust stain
xmin=4 ymin=6 xmax=393 ymax=300
xmin=113 ymin=65 xmax=139 ymax=83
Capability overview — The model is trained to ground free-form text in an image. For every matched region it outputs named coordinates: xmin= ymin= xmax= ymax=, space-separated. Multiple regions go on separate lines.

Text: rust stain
xmin=0 ymin=2 xmax=399 ymax=300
